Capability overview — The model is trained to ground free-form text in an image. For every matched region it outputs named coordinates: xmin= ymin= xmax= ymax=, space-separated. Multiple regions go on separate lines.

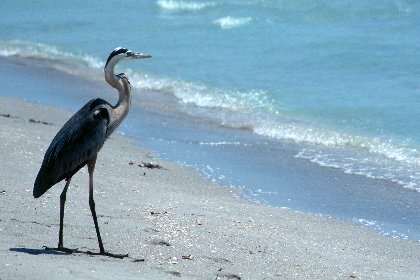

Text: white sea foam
xmin=0 ymin=40 xmax=103 ymax=69
xmin=230 ymin=115 xmax=420 ymax=191
xmin=255 ymin=120 xmax=419 ymax=165
xmin=130 ymin=72 xmax=420 ymax=192
xmin=295 ymin=147 xmax=420 ymax=192
xmin=356 ymin=219 xmax=377 ymax=227
xmin=128 ymin=70 xmax=273 ymax=114
xmin=157 ymin=0 xmax=215 ymax=12
xmin=213 ymin=16 xmax=252 ymax=29
xmin=199 ymin=141 xmax=253 ymax=147
xmin=353 ymin=218 xmax=409 ymax=240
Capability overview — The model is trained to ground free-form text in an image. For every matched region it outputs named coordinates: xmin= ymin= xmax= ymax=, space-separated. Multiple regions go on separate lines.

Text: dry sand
xmin=0 ymin=96 xmax=419 ymax=279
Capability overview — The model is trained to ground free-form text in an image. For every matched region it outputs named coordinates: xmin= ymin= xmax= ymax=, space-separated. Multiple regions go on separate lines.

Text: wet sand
xmin=0 ymin=96 xmax=419 ymax=279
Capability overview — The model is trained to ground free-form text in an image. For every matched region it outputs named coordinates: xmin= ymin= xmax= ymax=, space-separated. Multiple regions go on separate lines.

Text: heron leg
xmin=58 ymin=177 xmax=71 ymax=249
xmin=87 ymin=156 xmax=105 ymax=254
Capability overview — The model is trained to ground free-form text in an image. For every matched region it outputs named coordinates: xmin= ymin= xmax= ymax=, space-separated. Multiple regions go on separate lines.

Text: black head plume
xmin=105 ymin=47 xmax=129 ymax=67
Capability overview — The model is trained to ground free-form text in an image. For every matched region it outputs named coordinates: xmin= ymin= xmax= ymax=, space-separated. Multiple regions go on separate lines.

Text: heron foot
xmin=97 ymin=251 xmax=129 ymax=259
xmin=43 ymin=246 xmax=79 ymax=254
xmin=43 ymin=246 xmax=128 ymax=259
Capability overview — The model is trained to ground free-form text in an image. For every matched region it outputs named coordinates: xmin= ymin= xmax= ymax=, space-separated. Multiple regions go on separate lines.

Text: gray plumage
xmin=33 ymin=99 xmax=110 ymax=198
xmin=32 ymin=47 xmax=151 ymax=258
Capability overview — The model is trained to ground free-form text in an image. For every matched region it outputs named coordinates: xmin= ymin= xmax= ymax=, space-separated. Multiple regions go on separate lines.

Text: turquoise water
xmin=0 ymin=1 xmax=419 ymax=238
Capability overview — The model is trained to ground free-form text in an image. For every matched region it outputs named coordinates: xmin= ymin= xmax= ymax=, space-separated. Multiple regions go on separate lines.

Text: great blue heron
xmin=33 ymin=47 xmax=151 ymax=258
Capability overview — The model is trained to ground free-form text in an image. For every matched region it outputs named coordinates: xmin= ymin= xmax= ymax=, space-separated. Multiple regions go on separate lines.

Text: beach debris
xmin=1 ymin=113 xmax=19 ymax=119
xmin=350 ymin=272 xmax=357 ymax=278
xmin=215 ymin=272 xmax=242 ymax=280
xmin=132 ymin=258 xmax=145 ymax=262
xmin=151 ymin=239 xmax=171 ymax=246
xmin=206 ymin=257 xmax=232 ymax=264
xmin=129 ymin=160 xmax=163 ymax=169
xmin=144 ymin=227 xmax=160 ymax=233
xmin=150 ymin=211 xmax=168 ymax=216
xmin=0 ymin=190 xmax=6 ymax=195
xmin=166 ymin=271 xmax=181 ymax=277
xmin=140 ymin=161 xmax=162 ymax=169
xmin=226 ymin=274 xmax=242 ymax=280
xmin=182 ymin=255 xmax=194 ymax=260
xmin=29 ymin=118 xmax=53 ymax=125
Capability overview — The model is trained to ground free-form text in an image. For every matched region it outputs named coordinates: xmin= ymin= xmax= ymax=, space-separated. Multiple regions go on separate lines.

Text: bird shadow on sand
xmin=10 ymin=247 xmax=68 ymax=256
xmin=9 ymin=247 xmax=140 ymax=260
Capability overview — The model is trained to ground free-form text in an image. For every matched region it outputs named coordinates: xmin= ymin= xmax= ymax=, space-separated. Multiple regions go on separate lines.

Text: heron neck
xmin=104 ymin=59 xmax=122 ymax=90
xmin=104 ymin=57 xmax=131 ymax=136
xmin=115 ymin=79 xmax=131 ymax=111
xmin=108 ymin=79 xmax=131 ymax=136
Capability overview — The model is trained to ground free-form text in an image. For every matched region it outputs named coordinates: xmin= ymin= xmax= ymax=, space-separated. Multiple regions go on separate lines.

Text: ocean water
xmin=0 ymin=1 xmax=419 ymax=239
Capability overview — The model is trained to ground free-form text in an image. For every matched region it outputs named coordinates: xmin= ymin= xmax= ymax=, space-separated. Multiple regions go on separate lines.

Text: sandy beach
xmin=1 ymin=0 xmax=419 ymax=278
xmin=0 ymin=95 xmax=419 ymax=279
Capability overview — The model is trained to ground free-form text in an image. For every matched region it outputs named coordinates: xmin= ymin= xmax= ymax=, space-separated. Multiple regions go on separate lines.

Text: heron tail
xmin=33 ymin=173 xmax=51 ymax=198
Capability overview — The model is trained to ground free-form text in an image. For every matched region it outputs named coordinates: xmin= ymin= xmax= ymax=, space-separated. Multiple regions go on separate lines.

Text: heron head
xmin=105 ymin=47 xmax=151 ymax=68
xmin=104 ymin=47 xmax=151 ymax=90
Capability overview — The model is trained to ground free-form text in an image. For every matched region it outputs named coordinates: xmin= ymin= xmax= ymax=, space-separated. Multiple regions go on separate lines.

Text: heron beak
xmin=131 ymin=52 xmax=152 ymax=59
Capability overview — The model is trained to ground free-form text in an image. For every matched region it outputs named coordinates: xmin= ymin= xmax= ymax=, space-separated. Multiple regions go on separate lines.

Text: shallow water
xmin=0 ymin=0 xmax=419 ymax=240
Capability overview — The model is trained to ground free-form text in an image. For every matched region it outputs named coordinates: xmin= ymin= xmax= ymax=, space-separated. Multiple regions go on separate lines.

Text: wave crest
xmin=213 ymin=16 xmax=252 ymax=29
xmin=157 ymin=0 xmax=215 ymax=12
xmin=0 ymin=40 xmax=103 ymax=69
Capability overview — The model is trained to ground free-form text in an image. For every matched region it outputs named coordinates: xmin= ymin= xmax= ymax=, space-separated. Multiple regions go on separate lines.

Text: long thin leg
xmin=87 ymin=156 xmax=105 ymax=254
xmin=44 ymin=177 xmax=76 ymax=253
xmin=44 ymin=161 xmax=126 ymax=258
xmin=58 ymin=177 xmax=71 ymax=248
xmin=86 ymin=157 xmax=128 ymax=259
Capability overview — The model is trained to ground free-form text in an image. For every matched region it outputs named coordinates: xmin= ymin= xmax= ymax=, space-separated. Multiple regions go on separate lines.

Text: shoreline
xmin=1 ymin=57 xmax=418 ymax=241
xmin=1 ymin=96 xmax=419 ymax=279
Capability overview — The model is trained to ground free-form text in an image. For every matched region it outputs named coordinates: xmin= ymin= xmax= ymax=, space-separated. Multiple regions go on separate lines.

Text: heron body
xmin=33 ymin=48 xmax=151 ymax=258
xmin=33 ymin=98 xmax=110 ymax=197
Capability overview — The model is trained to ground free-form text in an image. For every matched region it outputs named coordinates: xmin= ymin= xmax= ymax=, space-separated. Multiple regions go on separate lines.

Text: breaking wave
xmin=157 ymin=0 xmax=215 ymax=12
xmin=213 ymin=16 xmax=252 ymax=29
xmin=0 ymin=40 xmax=103 ymax=69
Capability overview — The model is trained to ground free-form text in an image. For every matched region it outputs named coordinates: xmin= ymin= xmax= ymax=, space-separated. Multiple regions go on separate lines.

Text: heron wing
xmin=33 ymin=99 xmax=111 ymax=198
